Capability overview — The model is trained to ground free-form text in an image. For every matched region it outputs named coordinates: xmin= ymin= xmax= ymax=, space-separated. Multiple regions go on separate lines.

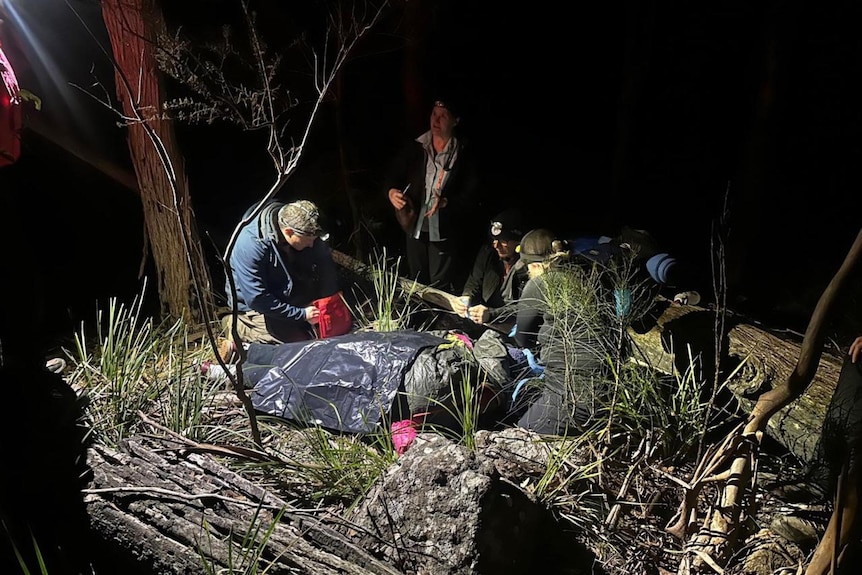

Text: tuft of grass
xmin=605 ymin=344 xmax=741 ymax=464
xmin=300 ymin=424 xmax=395 ymax=505
xmin=69 ymin=286 xmax=168 ymax=447
xmin=203 ymin=378 xmax=406 ymax=509
xmin=238 ymin=416 xmax=396 ymax=508
xmin=353 ymin=247 xmax=418 ymax=332
xmin=159 ymin=349 xmax=225 ymax=443
xmin=67 ymin=282 xmax=226 ymax=447
xmin=529 ymin=259 xmax=733 ymax=462
xmin=538 ymin=264 xmax=617 ymax=432
xmin=533 ymin=434 xmax=604 ymax=503
xmin=197 ymin=502 xmax=287 ymax=575
xmin=6 ymin=527 xmax=48 ymax=575
xmin=417 ymin=365 xmax=485 ymax=451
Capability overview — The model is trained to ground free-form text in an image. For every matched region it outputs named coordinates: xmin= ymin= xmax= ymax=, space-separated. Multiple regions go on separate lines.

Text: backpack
xmin=567 ymin=236 xmax=619 ymax=266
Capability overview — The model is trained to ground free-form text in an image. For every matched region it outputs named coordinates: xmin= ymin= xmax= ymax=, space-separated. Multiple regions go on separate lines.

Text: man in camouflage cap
xmin=224 ymin=198 xmax=339 ymax=344
xmin=278 ymin=200 xmax=327 ymax=239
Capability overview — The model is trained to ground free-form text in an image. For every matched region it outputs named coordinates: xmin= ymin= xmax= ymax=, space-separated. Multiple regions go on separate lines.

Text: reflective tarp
xmin=246 ymin=330 xmax=445 ymax=434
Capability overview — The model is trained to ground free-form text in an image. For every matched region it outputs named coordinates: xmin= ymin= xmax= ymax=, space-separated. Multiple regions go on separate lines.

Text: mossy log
xmin=625 ymin=302 xmax=842 ymax=463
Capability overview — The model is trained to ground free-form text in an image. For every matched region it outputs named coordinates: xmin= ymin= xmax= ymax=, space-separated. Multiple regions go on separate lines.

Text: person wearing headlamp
xmin=454 ymin=209 xmax=529 ymax=327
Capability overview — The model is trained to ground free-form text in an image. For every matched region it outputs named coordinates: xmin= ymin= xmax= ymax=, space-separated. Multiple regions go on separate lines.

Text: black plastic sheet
xmin=246 ymin=330 xmax=445 ymax=433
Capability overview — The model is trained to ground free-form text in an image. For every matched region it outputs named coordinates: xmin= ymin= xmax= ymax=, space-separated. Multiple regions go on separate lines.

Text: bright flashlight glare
xmin=1 ymin=0 xmax=75 ymax=103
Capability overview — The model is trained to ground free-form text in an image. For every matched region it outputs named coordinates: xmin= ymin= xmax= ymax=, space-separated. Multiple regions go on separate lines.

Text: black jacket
xmin=461 ymin=244 xmax=529 ymax=322
xmin=383 ymin=135 xmax=480 ymax=241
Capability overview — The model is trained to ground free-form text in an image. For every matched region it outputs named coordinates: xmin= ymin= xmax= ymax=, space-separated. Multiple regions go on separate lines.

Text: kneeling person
xmin=224 ymin=199 xmax=340 ymax=344
xmin=455 ymin=210 xmax=529 ymax=326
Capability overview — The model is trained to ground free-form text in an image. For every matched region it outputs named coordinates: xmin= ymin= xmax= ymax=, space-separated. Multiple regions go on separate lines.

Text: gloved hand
xmin=523 ymin=348 xmax=545 ymax=376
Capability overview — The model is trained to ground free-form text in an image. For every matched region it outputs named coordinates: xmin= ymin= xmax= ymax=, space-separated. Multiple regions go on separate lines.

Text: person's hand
xmin=305 ymin=306 xmax=320 ymax=325
xmin=424 ymin=191 xmax=447 ymax=217
xmin=850 ymin=336 xmax=862 ymax=363
xmin=468 ymin=304 xmax=490 ymax=324
xmin=452 ymin=296 xmax=469 ymax=317
xmin=388 ymin=188 xmax=406 ymax=210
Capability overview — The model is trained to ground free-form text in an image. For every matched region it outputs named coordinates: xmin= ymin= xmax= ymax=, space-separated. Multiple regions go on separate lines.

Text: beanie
xmin=645 ymin=253 xmax=677 ymax=284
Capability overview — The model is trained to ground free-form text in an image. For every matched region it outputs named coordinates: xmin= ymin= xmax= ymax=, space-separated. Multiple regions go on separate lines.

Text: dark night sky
xmin=4 ymin=0 xmax=862 ymax=345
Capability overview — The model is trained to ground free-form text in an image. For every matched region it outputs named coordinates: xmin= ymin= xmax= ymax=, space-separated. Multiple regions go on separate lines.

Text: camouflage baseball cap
xmin=278 ymin=200 xmax=326 ymax=237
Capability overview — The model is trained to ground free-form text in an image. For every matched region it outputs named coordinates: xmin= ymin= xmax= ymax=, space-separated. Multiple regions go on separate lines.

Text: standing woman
xmin=385 ymin=98 xmax=480 ymax=292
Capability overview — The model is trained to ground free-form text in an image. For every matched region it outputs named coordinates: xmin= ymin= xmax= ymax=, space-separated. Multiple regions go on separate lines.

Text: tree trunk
xmin=100 ymin=0 xmax=213 ymax=323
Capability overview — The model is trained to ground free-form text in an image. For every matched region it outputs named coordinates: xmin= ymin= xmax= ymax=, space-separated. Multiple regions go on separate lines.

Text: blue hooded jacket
xmin=226 ymin=201 xmax=339 ymax=323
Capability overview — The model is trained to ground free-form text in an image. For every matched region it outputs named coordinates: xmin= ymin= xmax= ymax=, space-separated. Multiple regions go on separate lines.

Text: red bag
xmin=0 ymin=42 xmax=22 ymax=168
xmin=313 ymin=291 xmax=353 ymax=338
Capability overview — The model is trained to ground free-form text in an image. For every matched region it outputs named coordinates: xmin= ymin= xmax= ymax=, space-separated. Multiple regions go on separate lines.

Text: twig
xmin=83 ymin=485 xmax=283 ymax=511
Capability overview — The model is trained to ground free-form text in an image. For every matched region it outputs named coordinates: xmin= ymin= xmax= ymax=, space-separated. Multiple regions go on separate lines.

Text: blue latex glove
xmin=512 ymin=377 xmax=530 ymax=401
xmin=523 ymin=348 xmax=544 ymax=376
xmin=512 ymin=373 xmax=543 ymax=401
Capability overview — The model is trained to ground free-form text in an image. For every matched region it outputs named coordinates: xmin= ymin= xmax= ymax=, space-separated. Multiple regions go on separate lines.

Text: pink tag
xmin=390 ymin=420 xmax=417 ymax=456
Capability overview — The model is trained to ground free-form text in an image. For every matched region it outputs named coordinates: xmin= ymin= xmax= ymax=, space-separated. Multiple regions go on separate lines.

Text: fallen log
xmin=331 ymin=249 xmax=460 ymax=313
xmin=625 ymin=301 xmax=843 ymax=463
xmin=85 ymin=437 xmax=403 ymax=575
xmin=84 ymin=431 xmax=596 ymax=575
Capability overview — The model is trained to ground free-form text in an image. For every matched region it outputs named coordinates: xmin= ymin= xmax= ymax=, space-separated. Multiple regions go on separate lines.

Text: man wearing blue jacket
xmin=224 ymin=199 xmax=339 ymax=344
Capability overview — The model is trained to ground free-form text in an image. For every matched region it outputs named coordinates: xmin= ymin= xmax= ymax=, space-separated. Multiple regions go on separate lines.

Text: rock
xmin=349 ymin=433 xmax=545 ymax=575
